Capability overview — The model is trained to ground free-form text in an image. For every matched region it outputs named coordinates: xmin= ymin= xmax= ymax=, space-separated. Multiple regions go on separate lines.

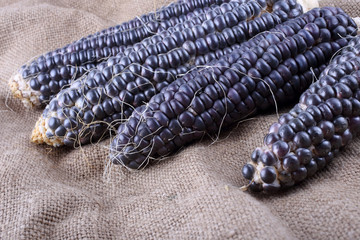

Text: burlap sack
xmin=1 ymin=0 xmax=359 ymax=239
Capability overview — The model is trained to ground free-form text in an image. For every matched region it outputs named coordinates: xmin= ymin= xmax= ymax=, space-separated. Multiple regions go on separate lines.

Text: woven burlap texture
xmin=1 ymin=0 xmax=359 ymax=239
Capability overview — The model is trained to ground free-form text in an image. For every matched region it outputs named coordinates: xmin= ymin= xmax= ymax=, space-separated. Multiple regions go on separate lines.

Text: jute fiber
xmin=0 ymin=0 xmax=359 ymax=239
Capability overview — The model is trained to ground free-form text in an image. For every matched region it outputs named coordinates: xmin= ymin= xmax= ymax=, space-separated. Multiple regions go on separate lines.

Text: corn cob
xmin=30 ymin=0 xmax=302 ymax=147
xmin=108 ymin=7 xmax=357 ymax=169
xmin=9 ymin=0 xmax=233 ymax=107
xmin=10 ymin=0 xmax=292 ymax=108
xmin=241 ymin=35 xmax=360 ymax=193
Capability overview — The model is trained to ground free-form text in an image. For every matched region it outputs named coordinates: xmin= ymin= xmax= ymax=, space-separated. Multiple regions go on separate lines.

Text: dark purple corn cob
xmin=11 ymin=0 xmax=295 ymax=108
xmin=241 ymin=35 xmax=360 ymax=193
xmin=9 ymin=0 xmax=232 ymax=107
xmin=31 ymin=0 xmax=302 ymax=147
xmin=108 ymin=8 xmax=357 ymax=169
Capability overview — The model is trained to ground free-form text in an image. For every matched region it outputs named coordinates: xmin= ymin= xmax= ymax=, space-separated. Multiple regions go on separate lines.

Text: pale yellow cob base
xmin=298 ymin=0 xmax=319 ymax=12
xmin=8 ymin=73 xmax=41 ymax=108
xmin=31 ymin=118 xmax=64 ymax=147
xmin=353 ymin=17 xmax=360 ymax=33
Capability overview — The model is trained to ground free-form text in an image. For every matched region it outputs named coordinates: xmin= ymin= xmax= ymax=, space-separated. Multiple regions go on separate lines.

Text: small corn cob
xmin=108 ymin=8 xmax=357 ymax=169
xmin=8 ymin=0 xmax=232 ymax=107
xmin=30 ymin=0 xmax=302 ymax=147
xmin=241 ymin=35 xmax=360 ymax=193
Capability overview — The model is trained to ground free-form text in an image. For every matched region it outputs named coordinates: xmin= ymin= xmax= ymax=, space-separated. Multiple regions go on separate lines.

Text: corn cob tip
xmin=8 ymin=73 xmax=41 ymax=108
xmin=31 ymin=117 xmax=64 ymax=147
xmin=241 ymin=147 xmax=282 ymax=193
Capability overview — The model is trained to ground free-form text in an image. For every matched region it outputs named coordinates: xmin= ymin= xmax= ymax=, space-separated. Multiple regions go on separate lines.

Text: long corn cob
xmin=108 ymin=7 xmax=357 ymax=170
xmin=9 ymin=0 xmax=232 ymax=107
xmin=30 ymin=0 xmax=302 ymax=147
xmin=241 ymin=35 xmax=360 ymax=193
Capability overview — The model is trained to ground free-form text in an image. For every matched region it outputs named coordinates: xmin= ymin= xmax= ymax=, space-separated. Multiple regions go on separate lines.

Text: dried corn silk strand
xmin=109 ymin=7 xmax=357 ymax=169
xmin=7 ymin=0 xmax=227 ymax=107
xmin=10 ymin=0 xmax=277 ymax=107
xmin=31 ymin=0 xmax=303 ymax=147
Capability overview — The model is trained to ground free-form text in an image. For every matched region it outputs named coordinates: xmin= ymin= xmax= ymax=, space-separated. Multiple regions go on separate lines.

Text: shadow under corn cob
xmin=241 ymin=35 xmax=360 ymax=193
xmin=30 ymin=0 xmax=301 ymax=147
xmin=9 ymin=0 xmax=232 ymax=107
xmin=109 ymin=7 xmax=357 ymax=170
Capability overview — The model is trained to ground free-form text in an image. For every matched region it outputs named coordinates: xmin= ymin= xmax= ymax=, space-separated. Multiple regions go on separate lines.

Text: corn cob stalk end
xmin=353 ymin=17 xmax=360 ymax=32
xmin=31 ymin=117 xmax=64 ymax=147
xmin=298 ymin=0 xmax=319 ymax=12
xmin=8 ymin=73 xmax=41 ymax=108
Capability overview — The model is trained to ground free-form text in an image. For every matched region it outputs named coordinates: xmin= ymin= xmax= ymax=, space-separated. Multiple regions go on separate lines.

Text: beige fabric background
xmin=1 ymin=0 xmax=360 ymax=239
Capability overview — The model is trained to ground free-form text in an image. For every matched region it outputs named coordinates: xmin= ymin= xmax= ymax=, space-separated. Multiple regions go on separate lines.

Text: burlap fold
xmin=1 ymin=0 xmax=359 ymax=239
